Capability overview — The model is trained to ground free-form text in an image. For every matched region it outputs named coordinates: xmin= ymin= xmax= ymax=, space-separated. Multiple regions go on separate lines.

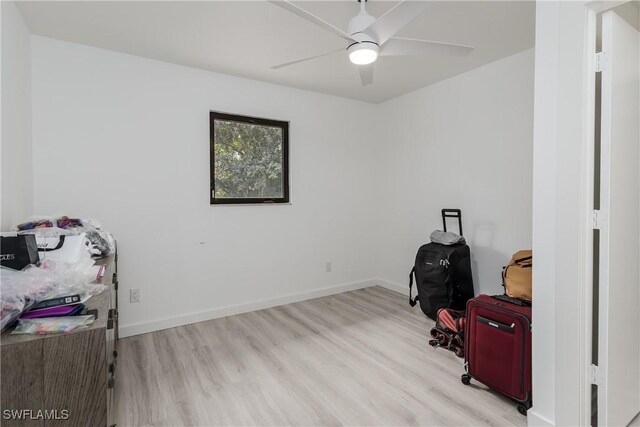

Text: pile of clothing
xmin=0 ymin=215 xmax=115 ymax=334
xmin=17 ymin=216 xmax=115 ymax=258
xmin=17 ymin=216 xmax=83 ymax=230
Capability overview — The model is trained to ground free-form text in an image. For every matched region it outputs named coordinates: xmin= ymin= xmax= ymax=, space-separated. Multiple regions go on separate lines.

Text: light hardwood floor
xmin=116 ymin=286 xmax=527 ymax=426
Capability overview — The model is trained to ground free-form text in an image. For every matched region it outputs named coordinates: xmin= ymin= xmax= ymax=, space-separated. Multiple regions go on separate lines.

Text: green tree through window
xmin=210 ymin=112 xmax=289 ymax=204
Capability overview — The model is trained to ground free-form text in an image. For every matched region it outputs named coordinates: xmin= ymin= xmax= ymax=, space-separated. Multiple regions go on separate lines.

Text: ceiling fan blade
xmin=359 ymin=64 xmax=374 ymax=86
xmin=271 ymin=48 xmax=344 ymax=70
xmin=269 ymin=1 xmax=354 ymax=41
xmin=364 ymin=1 xmax=434 ymax=46
xmin=380 ymin=37 xmax=474 ymax=57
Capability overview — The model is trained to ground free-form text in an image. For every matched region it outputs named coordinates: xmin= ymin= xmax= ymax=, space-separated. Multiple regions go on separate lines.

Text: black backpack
xmin=409 ymin=209 xmax=475 ymax=320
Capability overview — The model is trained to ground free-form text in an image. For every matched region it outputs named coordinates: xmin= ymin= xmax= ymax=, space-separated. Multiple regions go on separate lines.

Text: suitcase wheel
xmin=517 ymin=405 xmax=528 ymax=416
xmin=461 ymin=374 xmax=471 ymax=385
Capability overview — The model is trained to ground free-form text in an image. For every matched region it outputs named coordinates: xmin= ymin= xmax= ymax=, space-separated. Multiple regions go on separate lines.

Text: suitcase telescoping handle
xmin=442 ymin=209 xmax=463 ymax=236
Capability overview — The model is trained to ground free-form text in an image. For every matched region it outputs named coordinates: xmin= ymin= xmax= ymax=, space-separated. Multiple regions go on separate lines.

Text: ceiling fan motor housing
xmin=348 ymin=9 xmax=376 ymax=37
xmin=347 ymin=5 xmax=378 ymax=65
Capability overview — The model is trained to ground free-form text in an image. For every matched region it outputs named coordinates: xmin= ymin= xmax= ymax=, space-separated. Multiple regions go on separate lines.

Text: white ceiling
xmin=17 ymin=1 xmax=535 ymax=103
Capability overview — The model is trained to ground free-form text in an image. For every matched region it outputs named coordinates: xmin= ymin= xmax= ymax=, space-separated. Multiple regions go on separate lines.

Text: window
xmin=210 ymin=112 xmax=289 ymax=204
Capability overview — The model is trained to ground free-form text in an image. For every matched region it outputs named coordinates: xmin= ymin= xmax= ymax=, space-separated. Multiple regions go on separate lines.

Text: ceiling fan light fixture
xmin=348 ymin=42 xmax=379 ymax=65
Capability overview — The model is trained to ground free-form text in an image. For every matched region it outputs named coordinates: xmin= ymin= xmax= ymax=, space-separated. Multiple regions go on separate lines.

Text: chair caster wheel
xmin=461 ymin=374 xmax=471 ymax=385
xmin=517 ymin=405 xmax=528 ymax=416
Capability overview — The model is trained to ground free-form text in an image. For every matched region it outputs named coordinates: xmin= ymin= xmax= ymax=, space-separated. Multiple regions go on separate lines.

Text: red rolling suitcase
xmin=461 ymin=294 xmax=532 ymax=416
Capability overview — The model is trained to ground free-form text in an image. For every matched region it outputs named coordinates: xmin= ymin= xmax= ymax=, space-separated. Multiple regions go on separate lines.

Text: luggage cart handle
xmin=442 ymin=209 xmax=463 ymax=236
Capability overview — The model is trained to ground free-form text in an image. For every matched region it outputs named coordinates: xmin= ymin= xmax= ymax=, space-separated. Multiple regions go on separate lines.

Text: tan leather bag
xmin=503 ymin=250 xmax=532 ymax=302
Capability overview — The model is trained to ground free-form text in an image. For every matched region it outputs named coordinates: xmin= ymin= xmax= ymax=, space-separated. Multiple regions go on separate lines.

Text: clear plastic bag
xmin=16 ymin=215 xmax=83 ymax=231
xmin=37 ymin=253 xmax=107 ymax=298
xmin=0 ymin=254 xmax=106 ymax=331
xmin=15 ymin=217 xmax=55 ymax=231
xmin=17 ymin=216 xmax=115 ymax=258
xmin=19 ymin=226 xmax=73 ymax=238
xmin=1 ymin=284 xmax=26 ymax=332
xmin=84 ymin=229 xmax=116 ymax=257
xmin=0 ymin=266 xmax=58 ymax=331
xmin=2 ymin=214 xmax=110 ymax=332
xmin=11 ymin=315 xmax=95 ymax=335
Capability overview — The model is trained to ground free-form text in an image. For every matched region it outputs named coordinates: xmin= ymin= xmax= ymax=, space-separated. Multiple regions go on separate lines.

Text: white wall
xmin=30 ymin=37 xmax=380 ymax=336
xmin=29 ymin=36 xmax=536 ymax=339
xmin=1 ymin=1 xmax=33 ymax=231
xmin=375 ymin=49 xmax=534 ymax=296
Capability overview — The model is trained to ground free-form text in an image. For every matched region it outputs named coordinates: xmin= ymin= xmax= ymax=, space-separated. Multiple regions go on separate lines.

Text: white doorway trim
xmin=582 ymin=3 xmax=636 ymax=425
xmin=529 ymin=2 xmax=635 ymax=426
xmin=576 ymin=2 xmax=635 ymax=425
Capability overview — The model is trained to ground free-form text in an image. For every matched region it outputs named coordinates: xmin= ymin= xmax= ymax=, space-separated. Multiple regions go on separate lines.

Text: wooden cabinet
xmin=1 ymin=255 xmax=119 ymax=427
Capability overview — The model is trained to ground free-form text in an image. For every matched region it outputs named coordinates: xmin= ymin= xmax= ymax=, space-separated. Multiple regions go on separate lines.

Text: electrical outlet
xmin=130 ymin=289 xmax=140 ymax=303
xmin=326 ymin=262 xmax=332 ymax=273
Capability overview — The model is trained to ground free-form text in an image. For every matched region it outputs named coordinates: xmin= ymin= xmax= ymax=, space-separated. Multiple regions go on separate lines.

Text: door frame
xmin=530 ymin=2 xmax=635 ymax=425
xmin=580 ymin=2 xmax=633 ymax=425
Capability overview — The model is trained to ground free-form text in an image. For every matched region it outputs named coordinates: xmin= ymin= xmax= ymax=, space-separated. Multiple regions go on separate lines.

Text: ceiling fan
xmin=270 ymin=0 xmax=474 ymax=86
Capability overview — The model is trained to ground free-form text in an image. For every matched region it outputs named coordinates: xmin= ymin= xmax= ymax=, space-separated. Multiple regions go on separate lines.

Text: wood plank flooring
xmin=116 ymin=286 xmax=527 ymax=426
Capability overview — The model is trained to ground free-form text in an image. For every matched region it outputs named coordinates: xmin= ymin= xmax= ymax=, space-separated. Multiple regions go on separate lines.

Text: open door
xmin=597 ymin=6 xmax=640 ymax=427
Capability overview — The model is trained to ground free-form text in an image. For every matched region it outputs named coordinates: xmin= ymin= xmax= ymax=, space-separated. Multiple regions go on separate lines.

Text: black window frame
xmin=210 ymin=111 xmax=289 ymax=205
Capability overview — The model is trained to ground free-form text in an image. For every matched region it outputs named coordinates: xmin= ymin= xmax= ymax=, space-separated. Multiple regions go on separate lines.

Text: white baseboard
xmin=376 ymin=279 xmax=409 ymax=296
xmin=120 ymin=278 xmax=377 ymax=338
xmin=527 ymin=410 xmax=554 ymax=427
